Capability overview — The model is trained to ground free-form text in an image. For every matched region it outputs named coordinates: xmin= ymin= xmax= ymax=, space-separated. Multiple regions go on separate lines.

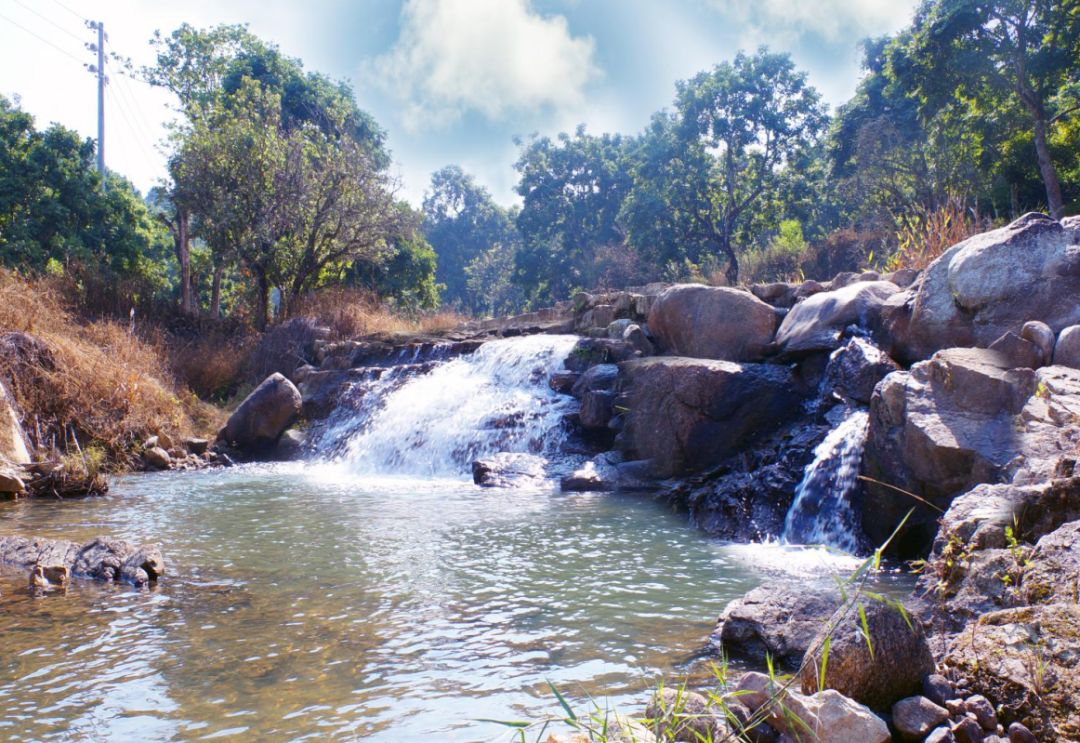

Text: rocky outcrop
xmin=219 ymin=373 xmax=302 ymax=454
xmin=889 ymin=213 xmax=1080 ymax=362
xmin=774 ymin=281 xmax=900 ymax=357
xmin=712 ymin=584 xmax=840 ymax=670
xmin=800 ymin=600 xmax=935 ymax=710
xmin=941 ymin=603 xmax=1080 ymax=741
xmin=615 ymin=357 xmax=805 ymax=477
xmin=646 ymin=284 xmax=778 ymax=361
xmin=860 ymin=349 xmax=1080 ymax=555
xmin=0 ymin=535 xmax=164 ymax=587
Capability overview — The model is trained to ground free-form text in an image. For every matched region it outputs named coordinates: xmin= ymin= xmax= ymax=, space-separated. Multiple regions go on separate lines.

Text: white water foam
xmin=782 ymin=409 xmax=870 ymax=553
xmin=335 ymin=334 xmax=580 ymax=477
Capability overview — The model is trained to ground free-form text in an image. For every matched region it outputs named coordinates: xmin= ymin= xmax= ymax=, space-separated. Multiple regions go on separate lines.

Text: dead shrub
xmin=886 ymin=199 xmax=990 ymax=271
xmin=290 ymin=288 xmax=466 ymax=341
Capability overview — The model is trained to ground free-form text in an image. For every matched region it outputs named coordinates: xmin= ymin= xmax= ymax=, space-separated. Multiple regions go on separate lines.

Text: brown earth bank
xmin=3 ymin=214 xmax=1080 ymax=740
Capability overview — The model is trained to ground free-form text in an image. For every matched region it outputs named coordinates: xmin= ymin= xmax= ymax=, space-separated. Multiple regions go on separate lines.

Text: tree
xmin=905 ymin=0 xmax=1080 ymax=218
xmin=624 ymin=48 xmax=828 ymax=284
xmin=513 ymin=127 xmax=633 ymax=302
xmin=422 ymin=165 xmax=518 ymax=310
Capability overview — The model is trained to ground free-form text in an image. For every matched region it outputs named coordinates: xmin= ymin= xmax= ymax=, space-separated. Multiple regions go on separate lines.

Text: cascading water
xmin=328 ymin=334 xmax=580 ymax=477
xmin=782 ymin=408 xmax=869 ymax=553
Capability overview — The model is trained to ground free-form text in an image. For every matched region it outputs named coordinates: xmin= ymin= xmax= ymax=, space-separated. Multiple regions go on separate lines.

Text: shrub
xmin=885 ymin=199 xmax=990 ymax=271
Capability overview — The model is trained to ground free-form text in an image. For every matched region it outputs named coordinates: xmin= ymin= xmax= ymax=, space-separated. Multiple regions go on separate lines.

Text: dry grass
xmin=169 ymin=328 xmax=256 ymax=402
xmin=290 ymin=287 xmax=466 ymax=341
xmin=886 ymin=199 xmax=990 ymax=272
xmin=0 ymin=270 xmax=222 ymax=468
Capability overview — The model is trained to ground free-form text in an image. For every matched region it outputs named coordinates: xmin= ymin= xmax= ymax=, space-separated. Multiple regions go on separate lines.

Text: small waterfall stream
xmin=782 ymin=408 xmax=869 ymax=553
xmin=325 ymin=334 xmax=580 ymax=477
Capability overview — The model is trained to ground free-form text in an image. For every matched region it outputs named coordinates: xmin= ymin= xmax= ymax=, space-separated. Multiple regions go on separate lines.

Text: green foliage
xmin=422 ymin=165 xmax=519 ymax=311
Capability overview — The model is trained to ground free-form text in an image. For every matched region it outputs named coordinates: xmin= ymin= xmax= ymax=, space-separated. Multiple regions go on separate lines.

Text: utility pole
xmin=85 ymin=21 xmax=106 ymax=177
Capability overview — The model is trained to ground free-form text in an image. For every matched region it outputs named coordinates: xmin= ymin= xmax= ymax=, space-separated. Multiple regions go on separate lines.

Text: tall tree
xmin=630 ymin=48 xmax=828 ymax=284
xmin=422 ymin=165 xmax=517 ymax=310
xmin=905 ymin=0 xmax=1080 ymax=218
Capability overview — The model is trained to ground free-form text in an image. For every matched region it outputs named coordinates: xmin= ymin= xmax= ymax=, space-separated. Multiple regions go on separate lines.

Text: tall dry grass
xmin=0 ymin=270 xmax=221 ymax=467
xmin=290 ymin=287 xmax=466 ymax=341
xmin=885 ymin=199 xmax=990 ymax=272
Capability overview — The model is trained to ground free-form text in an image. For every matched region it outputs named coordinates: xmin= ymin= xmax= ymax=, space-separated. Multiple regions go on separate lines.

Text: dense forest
xmin=2 ymin=0 xmax=1078 ymax=326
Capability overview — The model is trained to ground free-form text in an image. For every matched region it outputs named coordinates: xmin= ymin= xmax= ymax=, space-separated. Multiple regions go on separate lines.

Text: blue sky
xmin=0 ymin=0 xmax=918 ymax=206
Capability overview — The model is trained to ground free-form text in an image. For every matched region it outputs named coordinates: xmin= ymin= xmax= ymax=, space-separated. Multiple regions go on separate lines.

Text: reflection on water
xmin=0 ymin=465 xmax=901 ymax=741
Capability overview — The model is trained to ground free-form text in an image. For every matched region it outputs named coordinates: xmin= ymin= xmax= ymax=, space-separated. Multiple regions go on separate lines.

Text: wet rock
xmin=220 ymin=373 xmax=302 ymax=454
xmin=471 ymin=453 xmax=548 ymax=488
xmin=560 ymin=452 xmax=620 ymax=492
xmin=616 ymin=357 xmax=803 ymax=478
xmin=896 ymin=213 xmax=1080 ymax=362
xmin=892 ymin=696 xmax=950 ymax=740
xmin=564 ymin=338 xmax=639 ymax=373
xmin=28 ymin=563 xmax=69 ymax=592
xmin=822 ymin=337 xmax=900 ymax=404
xmin=647 ymin=284 xmax=777 ymax=361
xmin=549 ymin=371 xmax=580 ymax=394
xmin=1053 ymin=324 xmax=1080 ymax=369
xmin=143 ymin=445 xmax=171 ymax=470
xmin=644 ymin=688 xmax=727 ymax=742
xmin=184 ymin=437 xmax=210 ymax=456
xmin=941 ymin=603 xmax=1080 ymax=741
xmin=713 ymin=584 xmax=840 ymax=670
xmin=607 ymin=318 xmax=634 ymax=339
xmin=774 ymin=281 xmax=900 ymax=357
xmin=0 ymin=535 xmax=164 ymax=587
xmin=800 ymin=599 xmax=935 ymax=710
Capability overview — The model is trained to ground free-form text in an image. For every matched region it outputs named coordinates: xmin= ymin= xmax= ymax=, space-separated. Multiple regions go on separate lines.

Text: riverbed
xmin=0 ymin=464 xmax=890 ymax=742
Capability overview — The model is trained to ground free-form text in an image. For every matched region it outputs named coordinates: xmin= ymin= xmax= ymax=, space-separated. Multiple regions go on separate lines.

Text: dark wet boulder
xmin=615 ymin=357 xmax=805 ymax=478
xmin=647 ymin=284 xmax=778 ymax=361
xmin=712 ymin=584 xmax=840 ymax=670
xmin=220 ymin=373 xmax=302 ymax=454
xmin=800 ymin=599 xmax=935 ymax=711
xmin=471 ymin=452 xmax=547 ymax=488
xmin=895 ymin=213 xmax=1080 ymax=362
xmin=774 ymin=281 xmax=900 ymax=357
xmin=822 ymin=337 xmax=900 ymax=404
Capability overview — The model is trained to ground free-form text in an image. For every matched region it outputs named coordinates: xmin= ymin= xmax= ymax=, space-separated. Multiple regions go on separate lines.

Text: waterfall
xmin=326 ymin=335 xmax=580 ymax=478
xmin=782 ymin=409 xmax=869 ymax=553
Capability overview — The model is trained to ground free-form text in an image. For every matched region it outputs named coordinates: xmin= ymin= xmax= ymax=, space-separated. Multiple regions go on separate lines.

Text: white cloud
xmin=374 ymin=0 xmax=600 ymax=130
xmin=717 ymin=0 xmax=917 ymax=43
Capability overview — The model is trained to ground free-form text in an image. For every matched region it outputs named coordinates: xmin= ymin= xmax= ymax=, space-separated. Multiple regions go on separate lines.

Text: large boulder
xmin=0 ymin=380 xmax=29 ymax=465
xmin=894 ymin=213 xmax=1080 ymax=362
xmin=219 ymin=373 xmax=302 ymax=453
xmin=775 ymin=281 xmax=900 ymax=357
xmin=615 ymin=357 xmax=804 ymax=477
xmin=942 ymin=603 xmax=1080 ymax=741
xmin=1053 ymin=324 xmax=1080 ymax=369
xmin=860 ymin=349 xmax=1080 ymax=555
xmin=712 ymin=584 xmax=840 ymax=670
xmin=646 ymin=284 xmax=778 ymax=361
xmin=800 ymin=599 xmax=935 ymax=711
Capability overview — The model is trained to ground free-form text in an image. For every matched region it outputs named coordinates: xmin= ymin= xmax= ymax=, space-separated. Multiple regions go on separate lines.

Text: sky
xmin=0 ymin=0 xmax=920 ymax=207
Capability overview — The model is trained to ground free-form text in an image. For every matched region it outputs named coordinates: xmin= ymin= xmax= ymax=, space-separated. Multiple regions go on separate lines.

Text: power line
xmin=108 ymin=85 xmax=157 ymax=166
xmin=8 ymin=0 xmax=85 ymax=44
xmin=0 ymin=10 xmax=85 ymax=65
xmin=113 ymin=72 xmax=160 ymax=155
xmin=46 ymin=0 xmax=86 ymax=23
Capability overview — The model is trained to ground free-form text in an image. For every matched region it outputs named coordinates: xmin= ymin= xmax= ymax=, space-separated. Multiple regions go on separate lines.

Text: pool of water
xmin=0 ymin=464 xmax=901 ymax=742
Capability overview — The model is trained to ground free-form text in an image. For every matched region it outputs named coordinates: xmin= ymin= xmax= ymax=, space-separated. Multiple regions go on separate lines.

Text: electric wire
xmin=8 ymin=0 xmax=85 ymax=44
xmin=0 ymin=10 xmax=85 ymax=65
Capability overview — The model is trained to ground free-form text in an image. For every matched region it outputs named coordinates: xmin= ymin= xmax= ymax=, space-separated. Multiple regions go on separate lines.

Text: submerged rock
xmin=0 ymin=535 xmax=164 ymax=587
